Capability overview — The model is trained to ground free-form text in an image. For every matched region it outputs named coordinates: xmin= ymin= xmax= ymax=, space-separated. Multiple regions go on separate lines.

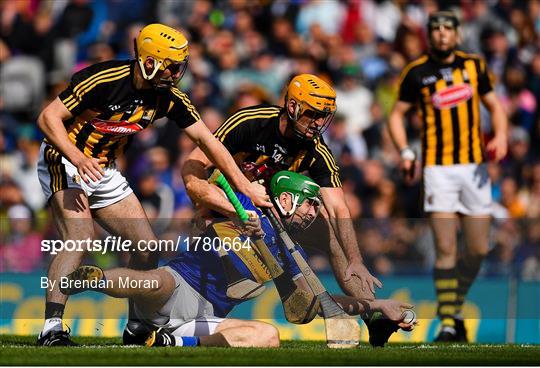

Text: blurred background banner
xmin=1 ymin=273 xmax=538 ymax=343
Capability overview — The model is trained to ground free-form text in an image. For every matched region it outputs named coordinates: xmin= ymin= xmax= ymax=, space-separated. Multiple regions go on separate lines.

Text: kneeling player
xmin=62 ymin=171 xmax=414 ymax=347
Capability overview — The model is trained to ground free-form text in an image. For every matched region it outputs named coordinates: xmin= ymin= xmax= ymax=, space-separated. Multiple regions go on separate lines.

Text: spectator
xmin=0 ymin=204 xmax=43 ymax=272
xmin=500 ymin=177 xmax=527 ymax=218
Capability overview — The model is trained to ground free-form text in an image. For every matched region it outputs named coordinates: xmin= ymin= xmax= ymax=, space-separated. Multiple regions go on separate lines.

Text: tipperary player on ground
xmin=36 ymin=23 xmax=270 ymax=346
xmin=61 ymin=171 xmax=415 ymax=348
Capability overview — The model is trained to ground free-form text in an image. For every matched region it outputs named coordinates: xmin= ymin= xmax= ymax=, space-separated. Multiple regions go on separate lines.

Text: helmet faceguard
xmin=285 ymin=74 xmax=337 ymax=141
xmin=270 ymin=171 xmax=322 ymax=232
xmin=135 ymin=24 xmax=189 ymax=91
xmin=427 ymin=11 xmax=460 ymax=31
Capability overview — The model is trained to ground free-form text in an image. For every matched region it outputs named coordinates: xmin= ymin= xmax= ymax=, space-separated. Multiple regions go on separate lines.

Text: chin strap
xmin=274 ymin=193 xmax=300 ymax=217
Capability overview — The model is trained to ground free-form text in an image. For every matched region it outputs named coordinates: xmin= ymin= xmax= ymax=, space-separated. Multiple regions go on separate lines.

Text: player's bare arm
xmin=319 ymin=186 xmax=382 ymax=294
xmin=182 ymin=146 xmax=245 ymax=219
xmin=323 ymin=210 xmax=373 ymax=301
xmin=182 ymin=125 xmax=271 ymax=209
xmin=332 ymin=296 xmax=415 ymax=330
xmin=388 ymin=100 xmax=416 ymax=177
xmin=481 ymin=91 xmax=509 ymax=161
xmin=284 ymin=269 xmax=414 ymax=330
xmin=37 ymin=98 xmax=105 ymax=183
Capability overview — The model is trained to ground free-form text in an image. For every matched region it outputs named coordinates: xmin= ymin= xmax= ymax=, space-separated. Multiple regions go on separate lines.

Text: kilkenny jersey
xmin=54 ymin=60 xmax=200 ymax=165
xmin=398 ymin=51 xmax=493 ymax=166
xmin=213 ymin=105 xmax=341 ymax=188
xmin=167 ymin=192 xmax=304 ymax=317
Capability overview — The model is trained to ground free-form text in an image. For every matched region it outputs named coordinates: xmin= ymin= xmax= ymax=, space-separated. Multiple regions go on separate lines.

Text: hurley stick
xmin=263 ymin=207 xmax=360 ymax=349
xmin=211 ymin=170 xmax=318 ymax=323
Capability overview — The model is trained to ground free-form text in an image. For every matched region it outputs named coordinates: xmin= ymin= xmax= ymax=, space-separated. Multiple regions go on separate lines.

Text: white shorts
xmin=37 ymin=143 xmax=133 ymax=209
xmin=136 ymin=266 xmax=224 ymax=337
xmin=423 ymin=163 xmax=492 ymax=216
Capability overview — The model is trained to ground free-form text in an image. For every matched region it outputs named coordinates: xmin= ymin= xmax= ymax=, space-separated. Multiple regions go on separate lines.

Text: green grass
xmin=0 ymin=335 xmax=538 ymax=366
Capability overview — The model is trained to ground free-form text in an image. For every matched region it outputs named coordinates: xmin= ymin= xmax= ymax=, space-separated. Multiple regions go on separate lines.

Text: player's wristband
xmin=400 ymin=147 xmax=416 ymax=161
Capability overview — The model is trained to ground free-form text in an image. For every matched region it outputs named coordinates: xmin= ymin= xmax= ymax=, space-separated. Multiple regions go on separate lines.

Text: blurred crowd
xmin=0 ymin=0 xmax=538 ymax=279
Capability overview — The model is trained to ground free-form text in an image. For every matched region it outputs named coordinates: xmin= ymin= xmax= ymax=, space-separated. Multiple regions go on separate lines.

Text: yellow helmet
xmin=285 ymin=74 xmax=337 ymax=139
xmin=286 ymin=74 xmax=336 ymax=115
xmin=135 ymin=23 xmax=189 ymax=81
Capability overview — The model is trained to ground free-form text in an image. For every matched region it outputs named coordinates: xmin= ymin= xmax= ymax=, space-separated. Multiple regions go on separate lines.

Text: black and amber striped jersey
xmin=214 ymin=105 xmax=341 ymax=188
xmin=54 ymin=59 xmax=200 ymax=165
xmin=398 ymin=51 xmax=493 ymax=166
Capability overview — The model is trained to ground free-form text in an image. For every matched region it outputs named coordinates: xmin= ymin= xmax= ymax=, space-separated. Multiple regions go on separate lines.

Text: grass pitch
xmin=0 ymin=335 xmax=538 ymax=366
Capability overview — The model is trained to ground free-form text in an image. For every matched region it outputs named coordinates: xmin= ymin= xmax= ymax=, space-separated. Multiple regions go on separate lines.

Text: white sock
xmin=42 ymin=318 xmax=63 ymax=335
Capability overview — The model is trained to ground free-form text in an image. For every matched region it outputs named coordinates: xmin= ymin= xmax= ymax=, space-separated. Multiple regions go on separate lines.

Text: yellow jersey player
xmin=36 ymin=23 xmax=270 ymax=346
xmin=388 ymin=11 xmax=508 ymax=342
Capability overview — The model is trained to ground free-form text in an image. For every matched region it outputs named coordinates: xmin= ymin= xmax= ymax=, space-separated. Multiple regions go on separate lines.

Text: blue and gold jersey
xmin=166 ymin=193 xmax=303 ymax=317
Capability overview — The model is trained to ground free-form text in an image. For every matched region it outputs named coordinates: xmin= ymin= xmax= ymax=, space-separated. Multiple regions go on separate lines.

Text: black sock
xmin=456 ymin=255 xmax=483 ymax=315
xmin=45 ymin=302 xmax=65 ymax=319
xmin=434 ymin=267 xmax=458 ymax=328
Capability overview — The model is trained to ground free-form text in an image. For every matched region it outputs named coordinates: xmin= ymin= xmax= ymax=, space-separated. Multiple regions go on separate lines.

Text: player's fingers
xmin=398 ymin=322 xmax=414 ymax=330
xmin=373 ymin=276 xmax=383 ymax=289
xmin=88 ymin=167 xmax=102 ymax=182
xmin=245 ymin=210 xmax=259 ymax=219
xmin=246 ymin=224 xmax=262 ymax=236
xmin=95 ymin=161 xmax=106 ymax=174
xmin=90 ymin=169 xmax=103 ymax=181
xmin=401 ymin=160 xmax=412 ymax=178
xmin=91 ymin=161 xmax=105 ymax=177
xmin=82 ymin=161 xmax=102 ymax=180
xmin=401 ymin=303 xmax=414 ymax=309
xmin=403 ymin=160 xmax=412 ymax=170
xmin=367 ymin=278 xmax=375 ymax=294
xmin=409 ymin=162 xmax=416 ymax=179
xmin=256 ymin=196 xmax=273 ymax=208
xmin=82 ymin=169 xmax=98 ymax=183
xmin=78 ymin=169 xmax=90 ymax=184
xmin=92 ymin=169 xmax=103 ymax=180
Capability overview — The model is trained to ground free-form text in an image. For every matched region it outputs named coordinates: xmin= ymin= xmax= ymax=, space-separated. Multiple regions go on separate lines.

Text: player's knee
xmin=148 ymin=276 xmax=163 ymax=294
xmin=145 ymin=270 xmax=169 ymax=294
